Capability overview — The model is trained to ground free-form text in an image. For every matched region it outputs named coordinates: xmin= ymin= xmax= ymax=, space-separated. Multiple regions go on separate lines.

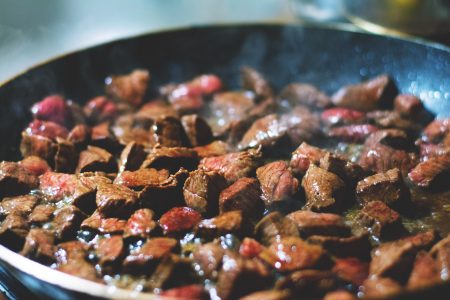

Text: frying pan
xmin=0 ymin=24 xmax=449 ymax=299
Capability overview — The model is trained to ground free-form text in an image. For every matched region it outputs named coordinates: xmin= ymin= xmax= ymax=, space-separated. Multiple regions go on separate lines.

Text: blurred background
xmin=1 ymin=0 xmax=449 ymax=83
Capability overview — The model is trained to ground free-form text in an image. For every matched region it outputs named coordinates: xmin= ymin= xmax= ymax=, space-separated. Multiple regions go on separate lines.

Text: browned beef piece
xmin=0 ymin=195 xmax=38 ymax=216
xmin=356 ymin=168 xmax=409 ymax=208
xmin=83 ymin=96 xmax=117 ymax=124
xmin=362 ymin=277 xmax=403 ymax=299
xmin=53 ymin=205 xmax=86 ymax=241
xmin=105 ymin=69 xmax=149 ymax=106
xmin=332 ymin=258 xmax=369 ymax=287
xmin=0 ymin=161 xmax=39 ymax=197
xmin=69 ymin=174 xmax=111 ymax=214
xmin=0 ymin=213 xmax=29 ymax=250
xmin=408 ymin=152 xmax=450 ymax=188
xmin=31 ymin=95 xmax=71 ymax=126
xmin=114 ymin=168 xmax=170 ymax=190
xmin=290 ymin=142 xmax=328 ymax=176
xmin=359 ymin=130 xmax=418 ymax=176
xmin=238 ymin=114 xmax=288 ymax=150
xmin=321 ymin=107 xmax=366 ymax=126
xmin=286 ymin=210 xmax=350 ymax=238
xmin=331 ymin=74 xmax=394 ymax=112
xmin=181 ymin=114 xmax=213 ymax=147
xmin=20 ymin=132 xmax=56 ymax=163
xmin=307 ymin=233 xmax=371 ymax=258
xmin=418 ymin=142 xmax=450 ymax=161
xmin=239 ymin=237 xmax=265 ymax=259
xmin=241 ymin=66 xmax=273 ymax=99
xmin=192 ymin=242 xmax=225 ymax=279
xmin=430 ymin=235 xmax=450 ymax=281
xmin=196 ymin=210 xmax=253 ymax=239
xmin=76 ymin=145 xmax=117 ymax=173
xmin=96 ymin=183 xmax=138 ymax=218
xmin=407 ymin=251 xmax=441 ymax=290
xmin=90 ymin=121 xmax=120 ymax=152
xmin=160 ymin=284 xmax=210 ymax=300
xmin=24 ymin=119 xmax=69 ymax=141
xmin=111 ymin=116 xmax=154 ymax=148
xmin=216 ymin=253 xmax=271 ymax=300
xmin=117 ymin=142 xmax=147 ymax=173
xmin=328 ymin=124 xmax=379 ymax=142
xmin=151 ymin=116 xmax=190 ymax=148
xmin=57 ymin=260 xmax=100 ymax=282
xmin=95 ymin=235 xmax=125 ymax=273
xmin=123 ymin=208 xmax=157 ymax=239
xmin=319 ymin=153 xmax=367 ymax=186
xmin=255 ymin=212 xmax=299 ymax=246
xmin=19 ymin=156 xmax=50 ymax=177
xmin=369 ymin=230 xmax=437 ymax=281
xmin=29 ymin=204 xmax=55 ymax=224
xmin=55 ymin=241 xmax=88 ymax=263
xmin=240 ymin=289 xmax=292 ymax=300
xmin=394 ymin=94 xmax=422 ymax=118
xmin=302 ymin=164 xmax=346 ymax=213
xmin=199 ymin=149 xmax=262 ymax=184
xmin=137 ymin=99 xmax=178 ymax=120
xmin=280 ymin=83 xmax=331 ymax=109
xmin=324 ymin=290 xmax=358 ymax=300
xmin=39 ymin=171 xmax=78 ymax=202
xmin=20 ymin=228 xmax=56 ymax=265
xmin=219 ymin=177 xmax=263 ymax=220
xmin=256 ymin=161 xmax=299 ymax=203
xmin=194 ymin=140 xmax=230 ymax=158
xmin=81 ymin=211 xmax=127 ymax=234
xmin=54 ymin=139 xmax=77 ymax=173
xmin=123 ymin=237 xmax=178 ymax=273
xmin=275 ymin=270 xmax=338 ymax=298
xmin=159 ymin=207 xmax=202 ymax=235
xmin=279 ymin=106 xmax=321 ymax=147
xmin=183 ymin=169 xmax=228 ymax=216
xmin=260 ymin=236 xmax=328 ymax=272
xmin=423 ymin=118 xmax=450 ymax=143
xmin=141 ymin=147 xmax=198 ymax=173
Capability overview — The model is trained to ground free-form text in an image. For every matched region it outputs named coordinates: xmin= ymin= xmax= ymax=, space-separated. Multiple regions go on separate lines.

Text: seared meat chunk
xmin=118 ymin=142 xmax=147 ymax=173
xmin=114 ymin=168 xmax=170 ymax=190
xmin=239 ymin=238 xmax=265 ymax=259
xmin=196 ymin=210 xmax=253 ymax=239
xmin=332 ymin=257 xmax=369 ymax=286
xmin=219 ymin=177 xmax=263 ymax=220
xmin=24 ymin=119 xmax=68 ymax=140
xmin=423 ymin=117 xmax=450 ymax=143
xmin=394 ymin=94 xmax=423 ymax=118
xmin=279 ymin=106 xmax=321 ymax=147
xmin=90 ymin=122 xmax=120 ymax=152
xmin=159 ymin=207 xmax=202 ymax=235
xmin=408 ymin=152 xmax=450 ymax=188
xmin=240 ymin=289 xmax=292 ymax=300
xmin=319 ymin=153 xmax=367 ymax=186
xmin=39 ymin=172 xmax=77 ymax=202
xmin=255 ymin=212 xmax=299 ymax=246
xmin=328 ymin=124 xmax=379 ymax=142
xmin=192 ymin=242 xmax=225 ymax=279
xmin=307 ymin=233 xmax=371 ymax=258
xmin=407 ymin=251 xmax=440 ymax=290
xmin=141 ymin=147 xmax=198 ymax=173
xmin=256 ymin=161 xmax=299 ymax=203
xmin=31 ymin=95 xmax=71 ymax=126
xmin=54 ymin=139 xmax=77 ymax=173
xmin=238 ymin=114 xmax=288 ymax=150
xmin=279 ymin=83 xmax=331 ymax=109
xmin=324 ymin=291 xmax=358 ymax=300
xmin=53 ymin=205 xmax=86 ymax=241
xmin=276 ymin=270 xmax=338 ymax=297
xmin=160 ymin=284 xmax=209 ymax=300
xmin=199 ymin=149 xmax=261 ymax=184
xmin=183 ymin=169 xmax=227 ymax=216
xmin=76 ymin=146 xmax=117 ymax=173
xmin=29 ymin=204 xmax=55 ymax=224
xmin=95 ymin=235 xmax=125 ymax=273
xmin=181 ymin=114 xmax=213 ymax=147
xmin=96 ymin=183 xmax=138 ymax=218
xmin=20 ymin=132 xmax=56 ymax=163
xmin=286 ymin=210 xmax=350 ymax=238
xmin=55 ymin=241 xmax=88 ymax=264
xmin=151 ymin=116 xmax=190 ymax=147
xmin=20 ymin=228 xmax=56 ymax=265
xmin=241 ymin=66 xmax=273 ymax=99
xmin=321 ymin=108 xmax=366 ymax=126
xmin=0 ymin=213 xmax=29 ymax=251
xmin=0 ymin=195 xmax=38 ymax=216
xmin=19 ymin=156 xmax=50 ymax=176
xmin=67 ymin=124 xmax=91 ymax=148
xmin=83 ymin=96 xmax=117 ymax=124
xmin=367 ymin=110 xmax=421 ymax=133
xmin=430 ymin=235 xmax=450 ymax=281
xmin=302 ymin=164 xmax=346 ymax=213
xmin=123 ymin=208 xmax=157 ymax=239
xmin=362 ymin=277 xmax=403 ymax=299
xmin=331 ymin=74 xmax=394 ymax=112
xmin=106 ymin=69 xmax=149 ymax=106
xmin=81 ymin=211 xmax=127 ymax=234
xmin=290 ymin=142 xmax=328 ymax=176
xmin=194 ymin=140 xmax=230 ymax=158
xmin=356 ymin=168 xmax=409 ymax=207
xmin=0 ymin=161 xmax=39 ymax=197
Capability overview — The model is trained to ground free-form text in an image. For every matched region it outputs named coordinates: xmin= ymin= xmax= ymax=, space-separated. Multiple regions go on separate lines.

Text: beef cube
xmin=290 ymin=142 xmax=328 ymax=176
xmin=0 ymin=195 xmax=38 ymax=216
xmin=332 ymin=258 xmax=369 ymax=286
xmin=53 ymin=205 xmax=86 ymax=241
xmin=181 ymin=114 xmax=213 ymax=147
xmin=160 ymin=284 xmax=209 ymax=300
xmin=430 ymin=235 xmax=450 ymax=281
xmin=367 ymin=110 xmax=421 ymax=133
xmin=76 ymin=146 xmax=117 ymax=173
xmin=356 ymin=200 xmax=403 ymax=239
xmin=240 ymin=290 xmax=292 ymax=300
xmin=0 ymin=161 xmax=39 ymax=197
xmin=183 ymin=169 xmax=227 ymax=216
xmin=275 ymin=270 xmax=338 ymax=298
xmin=241 ymin=66 xmax=273 ymax=99
xmin=29 ymin=204 xmax=55 ymax=224
xmin=286 ymin=210 xmax=350 ymax=238
xmin=0 ymin=213 xmax=29 ymax=250
xmin=408 ymin=152 xmax=450 ymax=188
xmin=331 ymin=74 xmax=394 ymax=112
xmin=31 ymin=95 xmax=71 ymax=126
xmin=216 ymin=253 xmax=271 ymax=300
xmin=255 ymin=212 xmax=299 ymax=246
xmin=307 ymin=233 xmax=371 ymax=258
xmin=20 ymin=228 xmax=56 ymax=265
xmin=239 ymin=238 xmax=265 ymax=259
xmin=418 ymin=142 xmax=450 ymax=162
xmin=219 ymin=177 xmax=263 ymax=220
xmin=302 ymin=164 xmax=346 ymax=213
xmin=55 ymin=241 xmax=89 ymax=264
xmin=83 ymin=96 xmax=117 ymax=124
xmin=96 ymin=183 xmax=138 ymax=218
xmin=137 ymin=99 xmax=179 ymax=120
xmin=95 ymin=235 xmax=125 ymax=273
xmin=25 ymin=119 xmax=69 ymax=141
xmin=279 ymin=83 xmax=331 ymax=109
xmin=118 ymin=142 xmax=147 ymax=173
xmin=69 ymin=174 xmax=111 ymax=214
xmin=90 ymin=122 xmax=120 ymax=153
xmin=407 ymin=251 xmax=440 ymax=290
xmin=159 ymin=207 xmax=202 ymax=235
xmin=321 ymin=108 xmax=366 ymax=126
xmin=53 ymin=140 xmax=77 ymax=173
xmin=362 ymin=277 xmax=403 ymax=298
xmin=324 ymin=291 xmax=358 ymax=300
xmin=192 ymin=242 xmax=225 ymax=279
xmin=279 ymin=106 xmax=321 ymax=147
xmin=81 ymin=211 xmax=127 ymax=234
xmin=256 ymin=161 xmax=299 ymax=203
xmin=319 ymin=153 xmax=367 ymax=186
xmin=151 ymin=116 xmax=190 ymax=148
xmin=196 ymin=210 xmax=253 ymax=239
xmin=123 ymin=208 xmax=157 ymax=239
xmin=123 ymin=237 xmax=178 ymax=273
xmin=57 ymin=260 xmax=100 ymax=282
xmin=356 ymin=168 xmax=409 ymax=208
xmin=423 ymin=117 xmax=450 ymax=143
xmin=141 ymin=147 xmax=198 ymax=173
xmin=394 ymin=94 xmax=423 ymax=118
xmin=238 ymin=114 xmax=288 ymax=150
xmin=105 ymin=69 xmax=149 ymax=106
xmin=39 ymin=171 xmax=78 ymax=202
xmin=194 ymin=140 xmax=230 ymax=158
xmin=19 ymin=156 xmax=50 ymax=176
xmin=114 ymin=168 xmax=170 ymax=190
xmin=259 ymin=237 xmax=328 ymax=272
xmin=199 ymin=149 xmax=262 ymax=184
xmin=328 ymin=124 xmax=379 ymax=142
xmin=20 ymin=132 xmax=56 ymax=163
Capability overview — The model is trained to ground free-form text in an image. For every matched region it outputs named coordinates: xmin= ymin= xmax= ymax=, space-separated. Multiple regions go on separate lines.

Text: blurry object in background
xmin=290 ymin=0 xmax=345 ymax=22
xmin=344 ymin=0 xmax=450 ymax=36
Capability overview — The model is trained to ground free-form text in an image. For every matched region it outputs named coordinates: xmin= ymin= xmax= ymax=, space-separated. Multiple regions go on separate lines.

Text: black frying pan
xmin=0 ymin=24 xmax=449 ymax=299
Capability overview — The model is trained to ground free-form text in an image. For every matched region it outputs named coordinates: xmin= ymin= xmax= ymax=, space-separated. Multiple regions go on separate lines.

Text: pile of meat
xmin=0 ymin=67 xmax=449 ymax=300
